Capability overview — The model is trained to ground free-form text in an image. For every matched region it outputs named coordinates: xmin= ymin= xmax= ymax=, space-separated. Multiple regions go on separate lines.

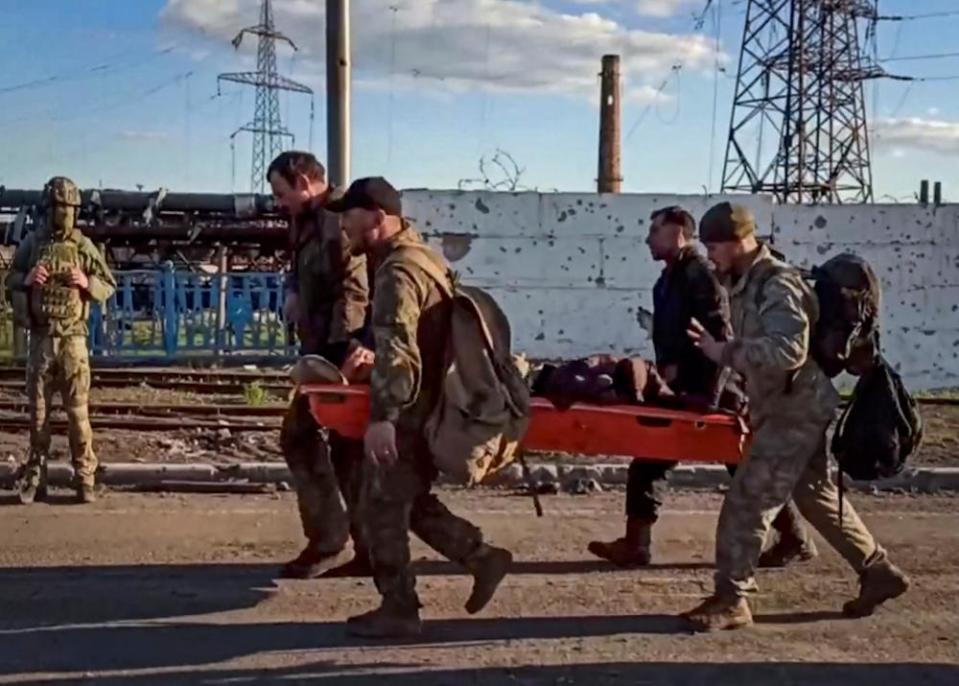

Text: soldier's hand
xmin=341 ymin=344 xmax=374 ymax=383
xmin=283 ymin=292 xmax=301 ymax=324
xmin=25 ymin=264 xmax=49 ymax=286
xmin=67 ymin=267 xmax=89 ymax=291
xmin=688 ymin=318 xmax=725 ymax=363
xmin=364 ymin=421 xmax=398 ymax=466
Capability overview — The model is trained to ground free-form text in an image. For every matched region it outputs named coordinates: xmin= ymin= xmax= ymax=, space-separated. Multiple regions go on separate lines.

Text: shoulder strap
xmin=28 ymin=233 xmax=41 ymax=268
xmin=752 ymin=261 xmax=789 ymax=311
xmin=384 ymin=244 xmax=503 ymax=355
xmin=752 ymin=260 xmax=807 ymax=394
xmin=383 ymin=244 xmax=455 ymax=298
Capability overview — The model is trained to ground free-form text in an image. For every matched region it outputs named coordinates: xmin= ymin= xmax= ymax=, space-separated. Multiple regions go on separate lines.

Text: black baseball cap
xmin=326 ymin=176 xmax=402 ymax=216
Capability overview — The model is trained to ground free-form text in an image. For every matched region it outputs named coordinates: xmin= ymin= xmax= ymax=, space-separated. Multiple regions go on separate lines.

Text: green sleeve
xmin=79 ymin=238 xmax=117 ymax=304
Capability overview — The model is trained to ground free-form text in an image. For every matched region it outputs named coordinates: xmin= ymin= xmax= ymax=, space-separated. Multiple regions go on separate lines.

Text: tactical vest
xmin=28 ymin=239 xmax=84 ymax=328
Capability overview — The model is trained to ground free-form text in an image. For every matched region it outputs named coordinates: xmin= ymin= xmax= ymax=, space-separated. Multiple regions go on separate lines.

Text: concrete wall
xmin=402 ymin=190 xmax=959 ymax=391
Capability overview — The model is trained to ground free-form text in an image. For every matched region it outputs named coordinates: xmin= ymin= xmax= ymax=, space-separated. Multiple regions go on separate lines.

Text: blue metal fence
xmin=88 ymin=263 xmax=294 ymax=359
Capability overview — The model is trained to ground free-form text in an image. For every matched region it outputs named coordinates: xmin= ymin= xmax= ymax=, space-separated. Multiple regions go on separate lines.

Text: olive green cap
xmin=698 ymin=202 xmax=756 ymax=243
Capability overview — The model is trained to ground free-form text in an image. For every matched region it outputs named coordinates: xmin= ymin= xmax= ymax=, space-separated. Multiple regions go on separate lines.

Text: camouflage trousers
xmin=280 ymin=395 xmax=365 ymax=555
xmin=361 ymin=431 xmax=484 ymax=611
xmin=626 ymin=459 xmax=811 ymax=544
xmin=24 ymin=334 xmax=97 ymax=488
xmin=715 ymin=415 xmax=884 ymax=598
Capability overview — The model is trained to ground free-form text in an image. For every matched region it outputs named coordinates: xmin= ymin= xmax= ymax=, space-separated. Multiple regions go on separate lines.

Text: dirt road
xmin=0 ymin=489 xmax=956 ymax=685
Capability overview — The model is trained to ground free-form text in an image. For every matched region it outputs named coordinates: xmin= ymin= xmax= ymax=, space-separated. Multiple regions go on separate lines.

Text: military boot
xmin=19 ymin=479 xmax=47 ymax=505
xmin=681 ymin=595 xmax=754 ymax=632
xmin=77 ymin=483 xmax=97 ymax=504
xmin=463 ymin=543 xmax=513 ymax=614
xmin=280 ymin=544 xmax=354 ymax=580
xmin=842 ymin=559 xmax=910 ymax=618
xmin=587 ymin=517 xmax=653 ymax=568
xmin=346 ymin=602 xmax=423 ymax=639
xmin=321 ymin=546 xmax=374 ymax=578
xmin=18 ymin=469 xmax=48 ymax=505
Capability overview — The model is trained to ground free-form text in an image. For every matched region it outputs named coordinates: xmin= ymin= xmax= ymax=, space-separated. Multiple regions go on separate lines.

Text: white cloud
xmin=927 ymin=107 xmax=941 ymax=116
xmin=160 ymin=0 xmax=719 ymax=103
xmin=635 ymin=0 xmax=699 ymax=18
xmin=873 ymin=117 xmax=959 ymax=155
xmin=571 ymin=0 xmax=700 ymax=17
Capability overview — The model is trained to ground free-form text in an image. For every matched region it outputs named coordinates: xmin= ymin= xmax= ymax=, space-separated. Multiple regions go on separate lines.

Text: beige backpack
xmin=383 ymin=245 xmax=531 ymax=486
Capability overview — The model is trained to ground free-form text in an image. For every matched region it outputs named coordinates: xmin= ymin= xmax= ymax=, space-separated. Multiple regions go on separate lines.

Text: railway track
xmin=0 ymin=366 xmax=289 ymax=378
xmin=0 ymin=366 xmax=290 ymax=385
xmin=0 ymin=366 xmax=956 ymax=406
xmin=0 ymin=399 xmax=288 ymax=417
xmin=0 ymin=416 xmax=280 ymax=432
xmin=0 ymin=380 xmax=291 ymax=395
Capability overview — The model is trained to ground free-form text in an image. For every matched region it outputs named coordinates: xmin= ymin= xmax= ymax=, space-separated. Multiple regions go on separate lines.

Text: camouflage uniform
xmin=4 ymin=177 xmax=116 ymax=498
xmin=683 ymin=204 xmax=908 ymax=631
xmin=361 ymin=224 xmax=500 ymax=615
xmin=714 ymin=243 xmax=883 ymax=598
xmin=279 ymin=194 xmax=370 ymax=570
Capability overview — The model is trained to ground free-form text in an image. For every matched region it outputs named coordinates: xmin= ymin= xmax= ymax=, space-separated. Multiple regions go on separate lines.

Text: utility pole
xmin=326 ymin=0 xmax=351 ymax=187
xmin=218 ymin=0 xmax=313 ymax=193
xmin=721 ymin=0 xmax=888 ymax=204
xmin=597 ymin=54 xmax=622 ymax=193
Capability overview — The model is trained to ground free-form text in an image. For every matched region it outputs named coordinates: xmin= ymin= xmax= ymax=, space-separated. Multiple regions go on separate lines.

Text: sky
xmin=1 ymin=0 xmax=958 ymax=200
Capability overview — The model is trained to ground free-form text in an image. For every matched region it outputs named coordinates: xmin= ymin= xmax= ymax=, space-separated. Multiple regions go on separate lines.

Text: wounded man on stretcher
xmin=296 ymin=352 xmax=749 ymax=468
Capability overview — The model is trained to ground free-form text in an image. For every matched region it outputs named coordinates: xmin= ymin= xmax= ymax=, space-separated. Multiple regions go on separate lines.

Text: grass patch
xmin=243 ymin=381 xmax=269 ymax=406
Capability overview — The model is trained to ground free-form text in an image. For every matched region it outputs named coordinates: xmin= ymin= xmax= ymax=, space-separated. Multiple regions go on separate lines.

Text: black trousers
xmin=625 ymin=459 xmax=737 ymax=521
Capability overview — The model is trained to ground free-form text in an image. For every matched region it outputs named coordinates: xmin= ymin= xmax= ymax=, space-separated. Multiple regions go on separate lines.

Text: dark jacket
xmin=286 ymin=192 xmax=369 ymax=364
xmin=652 ymin=245 xmax=739 ymax=409
xmin=532 ymin=355 xmax=674 ymax=409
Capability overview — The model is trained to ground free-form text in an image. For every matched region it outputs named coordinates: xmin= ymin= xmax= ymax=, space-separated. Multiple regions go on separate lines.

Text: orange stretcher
xmin=302 ymin=385 xmax=748 ymax=465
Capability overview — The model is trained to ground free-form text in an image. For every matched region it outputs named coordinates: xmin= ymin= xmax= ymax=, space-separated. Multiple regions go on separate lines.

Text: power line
xmin=654 ymin=69 xmax=682 ymax=125
xmin=624 ymin=0 xmax=722 ymax=148
xmin=914 ymin=74 xmax=959 ymax=82
xmin=888 ymin=81 xmax=914 ymax=119
xmin=0 ymin=46 xmax=178 ymax=95
xmin=880 ymin=51 xmax=959 ymax=63
xmin=0 ymin=70 xmax=195 ymax=127
xmin=623 ymin=65 xmax=682 ymax=142
xmin=878 ymin=10 xmax=959 ymax=21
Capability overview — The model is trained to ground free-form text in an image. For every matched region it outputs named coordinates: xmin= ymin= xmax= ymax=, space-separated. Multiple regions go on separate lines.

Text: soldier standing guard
xmin=5 ymin=177 xmax=116 ymax=504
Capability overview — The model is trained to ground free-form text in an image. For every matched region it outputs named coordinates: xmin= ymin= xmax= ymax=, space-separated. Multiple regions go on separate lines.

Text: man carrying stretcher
xmin=586 ymin=206 xmax=816 ymax=569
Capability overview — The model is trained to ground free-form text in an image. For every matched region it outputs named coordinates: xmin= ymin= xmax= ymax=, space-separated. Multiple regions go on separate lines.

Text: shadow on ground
xmin=2 ymin=659 xmax=956 ymax=685
xmin=0 ymin=564 xmax=948 ymax=683
xmin=0 ymin=558 xmax=710 ymax=629
xmin=0 ymin=613 xmax=695 ymax=677
xmin=0 ymin=563 xmax=278 ymax=631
